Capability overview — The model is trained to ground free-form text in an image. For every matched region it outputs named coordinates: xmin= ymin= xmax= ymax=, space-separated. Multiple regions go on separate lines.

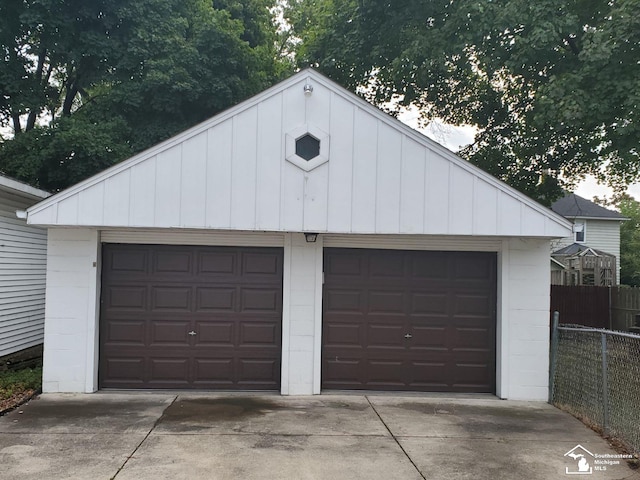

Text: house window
xmin=574 ymin=222 xmax=585 ymax=243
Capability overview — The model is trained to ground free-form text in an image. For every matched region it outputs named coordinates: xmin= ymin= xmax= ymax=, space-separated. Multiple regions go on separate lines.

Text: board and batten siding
xmin=27 ymin=72 xmax=570 ymax=239
xmin=0 ymin=184 xmax=49 ymax=358
xmin=552 ymin=219 xmax=622 ymax=282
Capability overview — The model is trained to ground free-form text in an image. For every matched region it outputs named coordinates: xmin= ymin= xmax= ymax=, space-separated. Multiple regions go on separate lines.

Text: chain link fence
xmin=550 ymin=317 xmax=640 ymax=455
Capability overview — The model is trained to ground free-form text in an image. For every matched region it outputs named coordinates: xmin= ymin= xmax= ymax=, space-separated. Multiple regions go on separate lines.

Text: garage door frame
xmin=321 ymin=234 xmax=507 ymax=397
xmin=94 ymin=229 xmax=289 ymax=392
xmin=321 ymin=247 xmax=497 ymax=392
xmin=99 ymin=243 xmax=285 ymax=389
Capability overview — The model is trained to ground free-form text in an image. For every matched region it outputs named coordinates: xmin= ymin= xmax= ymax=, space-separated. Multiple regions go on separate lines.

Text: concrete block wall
xmin=39 ymin=228 xmax=554 ymax=401
xmin=505 ymin=238 xmax=551 ymax=400
xmin=42 ymin=228 xmax=99 ymax=393
xmin=281 ymin=233 xmax=323 ymax=395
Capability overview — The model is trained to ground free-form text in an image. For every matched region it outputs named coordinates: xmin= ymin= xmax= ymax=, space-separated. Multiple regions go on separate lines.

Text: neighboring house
xmin=0 ymin=175 xmax=50 ymax=359
xmin=550 ymin=193 xmax=627 ymax=284
xmin=25 ymin=69 xmax=571 ymax=400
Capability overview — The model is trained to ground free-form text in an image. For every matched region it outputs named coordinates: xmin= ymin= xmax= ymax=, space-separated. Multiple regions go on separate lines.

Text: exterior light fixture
xmin=303 ymin=84 xmax=313 ymax=96
xmin=305 ymin=233 xmax=318 ymax=243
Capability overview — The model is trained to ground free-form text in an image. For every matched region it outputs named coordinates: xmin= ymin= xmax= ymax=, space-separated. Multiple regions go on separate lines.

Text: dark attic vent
xmin=295 ymin=134 xmax=320 ymax=161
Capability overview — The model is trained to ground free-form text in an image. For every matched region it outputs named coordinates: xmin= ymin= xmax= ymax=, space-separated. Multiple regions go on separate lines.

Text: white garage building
xmin=26 ymin=69 xmax=571 ymax=400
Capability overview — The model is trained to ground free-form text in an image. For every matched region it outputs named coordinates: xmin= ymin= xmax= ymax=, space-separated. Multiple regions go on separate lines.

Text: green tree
xmin=286 ymin=0 xmax=640 ymax=204
xmin=0 ymin=0 xmax=289 ymax=190
xmin=618 ymin=195 xmax=640 ymax=286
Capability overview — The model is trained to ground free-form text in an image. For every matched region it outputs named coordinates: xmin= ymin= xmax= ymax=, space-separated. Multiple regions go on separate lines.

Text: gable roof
xmin=552 ymin=242 xmax=614 ymax=257
xmin=26 ymin=69 xmax=571 ymax=238
xmin=551 ymin=193 xmax=626 ymax=220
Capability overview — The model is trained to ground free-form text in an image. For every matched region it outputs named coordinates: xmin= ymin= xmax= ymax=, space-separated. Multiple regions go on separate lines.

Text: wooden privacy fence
xmin=550 ymin=285 xmax=640 ymax=331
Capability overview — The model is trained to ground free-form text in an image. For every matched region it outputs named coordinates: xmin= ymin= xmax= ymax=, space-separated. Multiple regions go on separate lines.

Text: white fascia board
xmin=566 ymin=215 xmax=629 ymax=222
xmin=0 ymin=175 xmax=50 ymax=200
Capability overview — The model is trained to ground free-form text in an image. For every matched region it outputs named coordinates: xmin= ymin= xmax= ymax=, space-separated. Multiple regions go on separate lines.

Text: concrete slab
xmin=0 ymin=433 xmax=145 ymax=480
xmin=398 ymin=437 xmax=638 ymax=480
xmin=115 ymin=433 xmax=421 ymax=480
xmin=0 ymin=393 xmax=175 ymax=434
xmin=153 ymin=394 xmax=388 ymax=436
xmin=369 ymin=396 xmax=593 ymax=441
xmin=0 ymin=393 xmax=637 ymax=480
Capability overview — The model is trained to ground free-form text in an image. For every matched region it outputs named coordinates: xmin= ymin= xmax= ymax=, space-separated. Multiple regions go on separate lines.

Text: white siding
xmin=0 ymin=195 xmax=47 ymax=358
xmin=28 ymin=71 xmax=571 ymax=240
xmin=551 ymin=219 xmax=623 ymax=282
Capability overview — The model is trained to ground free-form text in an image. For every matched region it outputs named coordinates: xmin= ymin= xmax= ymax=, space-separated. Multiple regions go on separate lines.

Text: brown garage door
xmin=99 ymin=244 xmax=283 ymax=390
xmin=322 ymin=248 xmax=496 ymax=393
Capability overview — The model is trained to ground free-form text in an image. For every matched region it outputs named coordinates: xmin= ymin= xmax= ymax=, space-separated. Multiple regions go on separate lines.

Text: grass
xmin=0 ymin=366 xmax=42 ymax=412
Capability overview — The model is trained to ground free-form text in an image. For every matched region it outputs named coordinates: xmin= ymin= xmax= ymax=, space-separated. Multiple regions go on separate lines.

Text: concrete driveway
xmin=0 ymin=393 xmax=638 ymax=480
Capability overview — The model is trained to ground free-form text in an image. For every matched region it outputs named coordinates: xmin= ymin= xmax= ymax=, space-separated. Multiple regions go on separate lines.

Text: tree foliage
xmin=0 ymin=0 xmax=289 ymax=191
xmin=617 ymin=195 xmax=640 ymax=286
xmin=286 ymin=0 xmax=640 ymax=204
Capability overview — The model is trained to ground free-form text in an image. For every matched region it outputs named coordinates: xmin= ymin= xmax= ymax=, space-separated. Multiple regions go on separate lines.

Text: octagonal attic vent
xmin=296 ymin=134 xmax=320 ymax=161
xmin=285 ymin=124 xmax=329 ymax=172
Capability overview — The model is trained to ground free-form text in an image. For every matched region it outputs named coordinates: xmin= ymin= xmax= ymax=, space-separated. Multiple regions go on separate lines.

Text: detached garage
xmin=26 ymin=69 xmax=571 ymax=400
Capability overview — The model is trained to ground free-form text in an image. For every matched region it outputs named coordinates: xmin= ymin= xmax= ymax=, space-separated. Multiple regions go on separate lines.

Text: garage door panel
xmin=193 ymin=359 xmax=234 ymax=383
xmin=408 ymin=361 xmax=449 ymax=388
xmin=105 ymin=286 xmax=147 ymax=310
xmin=410 ymin=292 xmax=448 ymax=315
xmin=149 ymin=358 xmax=190 ymax=384
xmin=242 ymin=252 xmax=280 ymax=275
xmin=324 ymin=290 xmax=361 ymax=312
xmin=241 ymin=288 xmax=279 ymax=312
xmin=103 ymin=358 xmax=145 ymax=383
xmin=453 ymin=364 xmax=492 ymax=389
xmin=323 ymin=323 xmax=361 ymax=347
xmin=367 ymin=359 xmax=405 ymax=387
xmin=367 ymin=324 xmax=404 ymax=348
xmin=453 ymin=255 xmax=494 ymax=280
xmin=194 ymin=321 xmax=234 ymax=344
xmin=369 ymin=252 xmax=404 ymax=278
xmin=151 ymin=286 xmax=192 ymax=311
xmin=238 ymin=359 xmax=279 ymax=384
xmin=196 ymin=287 xmax=236 ymax=311
xmin=409 ymin=326 xmax=447 ymax=348
xmin=411 ymin=255 xmax=448 ymax=280
xmin=109 ymin=250 xmax=148 ymax=273
xmin=104 ymin=320 xmax=146 ymax=345
xmin=325 ymin=253 xmax=363 ymax=277
xmin=453 ymin=327 xmax=493 ymax=350
xmin=368 ymin=291 xmax=405 ymax=314
xmin=323 ymin=358 xmax=362 ymax=386
xmin=150 ymin=321 xmax=190 ymax=346
xmin=154 ymin=250 xmax=192 ymax=274
xmin=100 ymin=244 xmax=283 ymax=390
xmin=452 ymin=292 xmax=493 ymax=316
xmin=323 ymin=248 xmax=496 ymax=393
xmin=239 ymin=322 xmax=279 ymax=345
xmin=197 ymin=252 xmax=236 ymax=275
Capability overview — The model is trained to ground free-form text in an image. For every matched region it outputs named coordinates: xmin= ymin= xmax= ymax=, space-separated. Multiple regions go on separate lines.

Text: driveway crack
xmin=366 ymin=396 xmax=426 ymax=480
xmin=110 ymin=394 xmax=178 ymax=479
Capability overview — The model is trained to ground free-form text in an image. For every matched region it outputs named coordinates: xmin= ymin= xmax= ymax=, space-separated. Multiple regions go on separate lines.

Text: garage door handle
xmin=404 ymin=333 xmax=412 ymax=339
xmin=188 ymin=331 xmax=197 ymax=336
